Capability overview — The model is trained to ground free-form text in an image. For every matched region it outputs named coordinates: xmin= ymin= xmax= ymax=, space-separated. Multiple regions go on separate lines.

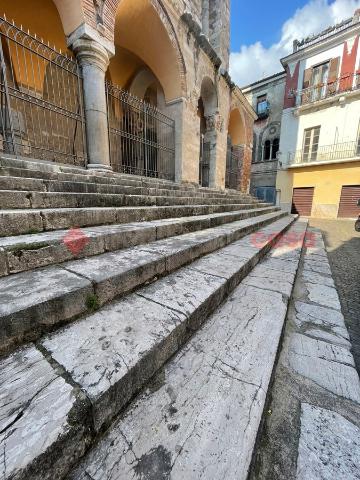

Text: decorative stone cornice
xmin=72 ymin=38 xmax=110 ymax=72
xmin=206 ymin=112 xmax=224 ymax=132
xmin=181 ymin=11 xmax=222 ymax=69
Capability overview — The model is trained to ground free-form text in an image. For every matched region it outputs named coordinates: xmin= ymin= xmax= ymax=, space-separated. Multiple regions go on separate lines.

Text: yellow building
xmin=277 ymin=11 xmax=360 ymax=218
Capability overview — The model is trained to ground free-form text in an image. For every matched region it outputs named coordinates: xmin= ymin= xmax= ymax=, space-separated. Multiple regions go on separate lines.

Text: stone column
xmin=73 ymin=39 xmax=112 ymax=171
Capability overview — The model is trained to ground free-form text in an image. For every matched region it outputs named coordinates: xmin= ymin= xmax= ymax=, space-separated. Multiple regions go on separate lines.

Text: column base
xmin=87 ymin=163 xmax=113 ymax=172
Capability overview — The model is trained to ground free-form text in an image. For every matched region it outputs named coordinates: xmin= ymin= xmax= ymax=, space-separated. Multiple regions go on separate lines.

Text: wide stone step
xmin=0 ymin=202 xmax=269 ymax=237
xmin=0 ymin=158 xmax=254 ymax=199
xmin=0 ymin=190 xmax=262 ymax=209
xmin=0 ymin=175 xmax=254 ymax=201
xmin=0 ymin=215 xmax=297 ymax=480
xmin=67 ymin=219 xmax=307 ymax=480
xmin=0 ymin=210 xmax=286 ymax=355
xmin=0 ymin=206 xmax=277 ymax=277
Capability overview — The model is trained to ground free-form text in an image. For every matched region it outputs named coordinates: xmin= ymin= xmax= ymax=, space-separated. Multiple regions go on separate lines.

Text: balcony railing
xmin=288 ymin=140 xmax=360 ymax=165
xmin=295 ymin=73 xmax=360 ymax=107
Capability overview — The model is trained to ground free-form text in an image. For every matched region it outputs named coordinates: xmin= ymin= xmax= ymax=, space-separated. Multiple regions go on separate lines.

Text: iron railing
xmin=225 ymin=147 xmax=242 ymax=190
xmin=288 ymin=140 xmax=360 ymax=165
xmin=0 ymin=17 xmax=87 ymax=165
xmin=199 ymin=133 xmax=210 ymax=187
xmin=296 ymin=72 xmax=360 ymax=106
xmin=106 ymin=83 xmax=175 ymax=180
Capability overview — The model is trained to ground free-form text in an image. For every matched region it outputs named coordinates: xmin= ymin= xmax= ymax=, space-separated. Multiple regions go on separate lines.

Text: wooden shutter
xmin=291 ymin=187 xmax=314 ymax=216
xmin=338 ymin=185 xmax=360 ymax=218
xmin=301 ymin=68 xmax=312 ymax=104
xmin=328 ymin=57 xmax=340 ymax=95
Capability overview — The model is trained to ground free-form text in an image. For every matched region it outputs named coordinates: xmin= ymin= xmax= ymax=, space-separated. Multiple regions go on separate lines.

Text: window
xmin=263 ymin=140 xmax=271 ymax=160
xmin=257 ymin=95 xmax=269 ymax=117
xmin=311 ymin=62 xmax=329 ymax=101
xmin=303 ymin=127 xmax=321 ymax=162
xmin=272 ymin=138 xmax=280 ymax=159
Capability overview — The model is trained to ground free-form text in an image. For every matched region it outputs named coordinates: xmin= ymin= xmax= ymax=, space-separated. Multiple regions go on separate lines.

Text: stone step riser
xmin=0 ymin=190 xmax=260 ymax=209
xmin=0 ymin=207 xmax=278 ymax=277
xmin=0 ymin=211 xmax=286 ymax=356
xmin=0 ymin=203 xmax=270 ymax=237
xmin=0 ymin=161 xmax=251 ymax=197
xmin=0 ymin=176 xmax=251 ymax=200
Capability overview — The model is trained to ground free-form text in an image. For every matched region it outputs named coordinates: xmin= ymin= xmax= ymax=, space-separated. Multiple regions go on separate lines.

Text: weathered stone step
xmin=0 ymin=190 xmax=261 ymax=209
xmin=0 ymin=216 xmax=297 ymax=480
xmin=66 ymin=219 xmax=307 ymax=480
xmin=0 ymin=210 xmax=285 ymax=355
xmin=0 ymin=202 xmax=269 ymax=237
xmin=0 ymin=206 xmax=277 ymax=277
xmin=0 ymin=176 xmax=253 ymax=202
xmin=0 ymin=157 xmax=253 ymax=198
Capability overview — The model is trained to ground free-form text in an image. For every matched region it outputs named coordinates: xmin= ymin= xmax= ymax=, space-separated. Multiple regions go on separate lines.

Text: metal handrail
xmin=288 ymin=140 xmax=360 ymax=165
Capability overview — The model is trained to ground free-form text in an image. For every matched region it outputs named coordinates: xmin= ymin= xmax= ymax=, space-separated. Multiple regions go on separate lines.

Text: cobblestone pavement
xmin=309 ymin=218 xmax=360 ymax=374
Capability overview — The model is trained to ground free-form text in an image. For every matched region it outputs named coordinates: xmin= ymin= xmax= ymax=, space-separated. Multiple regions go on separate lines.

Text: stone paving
xmin=250 ymin=227 xmax=360 ymax=480
xmin=310 ymin=219 xmax=360 ymax=374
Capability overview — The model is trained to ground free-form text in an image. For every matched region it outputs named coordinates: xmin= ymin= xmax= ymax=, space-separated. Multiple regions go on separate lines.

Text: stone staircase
xmin=0 ymin=156 xmax=305 ymax=480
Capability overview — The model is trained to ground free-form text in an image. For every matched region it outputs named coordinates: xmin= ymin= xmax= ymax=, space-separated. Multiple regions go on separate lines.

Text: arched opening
xmin=0 ymin=1 xmax=86 ymax=164
xmin=263 ymin=140 xmax=271 ymax=161
xmin=226 ymin=108 xmax=246 ymax=190
xmin=272 ymin=138 xmax=280 ymax=159
xmin=198 ymin=76 xmax=218 ymax=187
xmin=106 ymin=0 xmax=184 ymax=179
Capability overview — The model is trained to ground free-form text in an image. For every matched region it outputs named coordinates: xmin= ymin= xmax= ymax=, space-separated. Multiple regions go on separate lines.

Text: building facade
xmin=243 ymin=72 xmax=286 ymax=204
xmin=0 ymin=0 xmax=256 ymax=192
xmin=277 ymin=9 xmax=360 ymax=218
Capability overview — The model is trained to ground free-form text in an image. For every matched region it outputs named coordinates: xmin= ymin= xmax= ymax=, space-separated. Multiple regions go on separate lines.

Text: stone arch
xmin=258 ymin=121 xmax=281 ymax=162
xmin=200 ymin=76 xmax=218 ymax=116
xmin=128 ymin=68 xmax=166 ymax=109
xmin=106 ymin=0 xmax=186 ymax=101
xmin=228 ymin=108 xmax=246 ymax=146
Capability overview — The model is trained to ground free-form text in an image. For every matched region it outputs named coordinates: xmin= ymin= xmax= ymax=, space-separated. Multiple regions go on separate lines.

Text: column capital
xmin=72 ymin=38 xmax=110 ymax=72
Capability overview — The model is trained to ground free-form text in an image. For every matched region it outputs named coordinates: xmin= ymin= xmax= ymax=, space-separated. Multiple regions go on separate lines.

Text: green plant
xmin=86 ymin=293 xmax=100 ymax=312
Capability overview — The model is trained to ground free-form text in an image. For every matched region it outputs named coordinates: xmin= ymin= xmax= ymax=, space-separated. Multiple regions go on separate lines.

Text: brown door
xmin=338 ymin=185 xmax=360 ymax=218
xmin=291 ymin=187 xmax=314 ymax=216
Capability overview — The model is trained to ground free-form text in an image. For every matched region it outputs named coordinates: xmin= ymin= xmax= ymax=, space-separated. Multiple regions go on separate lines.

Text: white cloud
xmin=230 ymin=0 xmax=360 ymax=87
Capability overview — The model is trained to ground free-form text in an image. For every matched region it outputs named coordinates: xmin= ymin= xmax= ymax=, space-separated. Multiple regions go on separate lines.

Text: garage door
xmin=291 ymin=187 xmax=314 ymax=216
xmin=338 ymin=185 xmax=360 ymax=218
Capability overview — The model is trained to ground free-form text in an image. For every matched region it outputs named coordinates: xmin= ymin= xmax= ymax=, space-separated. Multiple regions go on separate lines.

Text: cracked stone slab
xmin=69 ymin=283 xmax=289 ymax=480
xmin=0 ymin=266 xmax=93 ymax=355
xmin=294 ymin=301 xmax=346 ymax=329
xmin=305 ymin=282 xmax=341 ymax=310
xmin=303 ymin=328 xmax=351 ymax=348
xmin=303 ymin=257 xmax=332 ymax=276
xmin=288 ymin=333 xmax=360 ymax=403
xmin=297 ymin=404 xmax=360 ymax=480
xmin=243 ymin=264 xmax=295 ymax=298
xmin=42 ymin=294 xmax=187 ymax=431
xmin=302 ymin=270 xmax=335 ymax=287
xmin=0 ymin=346 xmax=90 ymax=480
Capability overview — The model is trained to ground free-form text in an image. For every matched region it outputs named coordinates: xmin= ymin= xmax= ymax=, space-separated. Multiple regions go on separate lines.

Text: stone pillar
xmin=73 ymin=39 xmax=112 ymax=171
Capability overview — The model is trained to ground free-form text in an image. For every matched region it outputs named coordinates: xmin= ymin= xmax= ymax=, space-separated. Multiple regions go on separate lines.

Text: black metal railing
xmin=225 ymin=145 xmax=243 ymax=190
xmin=106 ymin=83 xmax=175 ymax=180
xmin=0 ymin=16 xmax=87 ymax=165
xmin=288 ymin=140 xmax=360 ymax=165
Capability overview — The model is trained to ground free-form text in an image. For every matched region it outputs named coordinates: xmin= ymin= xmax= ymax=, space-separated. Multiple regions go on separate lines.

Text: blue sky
xmin=230 ymin=0 xmax=360 ymax=86
xmin=230 ymin=0 xmax=308 ymax=51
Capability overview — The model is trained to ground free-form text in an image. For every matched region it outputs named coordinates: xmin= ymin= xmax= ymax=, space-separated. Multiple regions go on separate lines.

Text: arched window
xmin=263 ymin=140 xmax=271 ymax=161
xmin=272 ymin=138 xmax=280 ymax=159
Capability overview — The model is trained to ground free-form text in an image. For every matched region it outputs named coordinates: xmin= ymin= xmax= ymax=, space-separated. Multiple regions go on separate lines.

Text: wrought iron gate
xmin=106 ymin=83 xmax=175 ymax=180
xmin=225 ymin=146 xmax=241 ymax=190
xmin=0 ymin=17 xmax=87 ymax=165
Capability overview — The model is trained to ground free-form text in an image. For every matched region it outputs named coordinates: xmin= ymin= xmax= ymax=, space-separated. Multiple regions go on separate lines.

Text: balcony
xmin=295 ymin=73 xmax=360 ymax=108
xmin=287 ymin=141 xmax=360 ymax=166
xmin=256 ymin=100 xmax=270 ymax=119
